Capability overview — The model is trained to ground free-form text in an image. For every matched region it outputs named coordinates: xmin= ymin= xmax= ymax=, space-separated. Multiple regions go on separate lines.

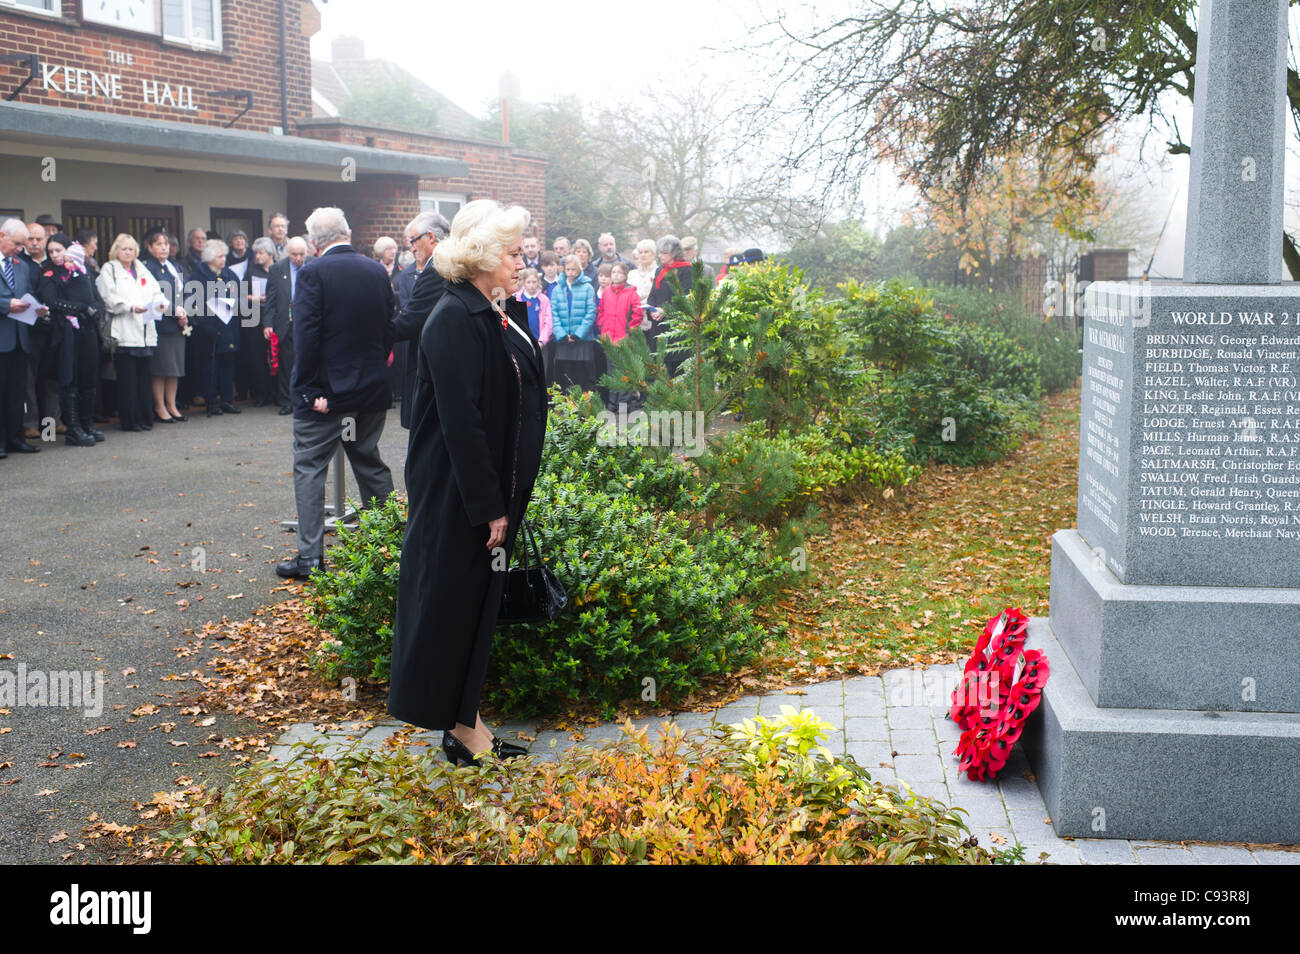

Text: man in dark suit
xmin=391 ymin=211 xmax=449 ymax=429
xmin=277 ymin=208 xmax=396 ymax=579
xmin=182 ymin=228 xmax=207 ymax=276
xmin=0 ymin=219 xmax=48 ymax=457
xmin=261 ymin=236 xmax=308 ymax=415
xmin=20 ymin=221 xmax=57 ymax=438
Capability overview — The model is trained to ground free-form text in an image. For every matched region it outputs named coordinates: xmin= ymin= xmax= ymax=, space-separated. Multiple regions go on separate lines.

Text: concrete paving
xmin=0 ymin=401 xmax=413 ymax=863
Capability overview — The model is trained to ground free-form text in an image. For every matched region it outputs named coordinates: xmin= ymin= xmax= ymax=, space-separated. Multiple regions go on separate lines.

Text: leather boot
xmin=79 ymin=388 xmax=105 ymax=442
xmin=62 ymin=389 xmax=95 ymax=447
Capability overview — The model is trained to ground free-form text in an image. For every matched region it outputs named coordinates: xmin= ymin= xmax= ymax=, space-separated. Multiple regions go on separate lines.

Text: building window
xmin=211 ymin=208 xmax=262 ymax=246
xmin=163 ymin=0 xmax=221 ymax=50
xmin=419 ymin=192 xmax=466 ymax=222
xmin=3 ymin=0 xmax=60 ymax=14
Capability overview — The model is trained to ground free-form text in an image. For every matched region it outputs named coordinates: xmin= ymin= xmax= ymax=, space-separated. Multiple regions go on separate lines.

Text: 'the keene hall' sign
xmin=40 ymin=60 xmax=198 ymax=112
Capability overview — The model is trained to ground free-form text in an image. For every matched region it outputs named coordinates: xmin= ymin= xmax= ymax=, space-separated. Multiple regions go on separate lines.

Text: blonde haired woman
xmin=373 ymin=235 xmax=400 ymax=285
xmin=388 ymin=199 xmax=548 ymax=767
xmin=627 ymin=238 xmax=657 ymax=304
xmin=96 ymin=234 xmax=166 ymax=431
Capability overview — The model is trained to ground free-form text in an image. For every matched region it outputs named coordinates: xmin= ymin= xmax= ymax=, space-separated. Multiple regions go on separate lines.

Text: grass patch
xmin=754 ymin=386 xmax=1080 ymax=684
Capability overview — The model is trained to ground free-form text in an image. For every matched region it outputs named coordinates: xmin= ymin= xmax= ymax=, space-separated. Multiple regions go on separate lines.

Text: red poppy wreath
xmin=949 ymin=608 xmax=1050 ymax=781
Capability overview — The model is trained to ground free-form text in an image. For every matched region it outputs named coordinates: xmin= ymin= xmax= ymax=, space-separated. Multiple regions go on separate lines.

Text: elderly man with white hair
xmin=391 ymin=209 xmax=450 ymax=429
xmin=1 ymin=218 xmax=49 ymax=456
xmin=261 ymin=236 xmax=308 ymax=414
xmin=277 ymin=207 xmax=396 ymax=580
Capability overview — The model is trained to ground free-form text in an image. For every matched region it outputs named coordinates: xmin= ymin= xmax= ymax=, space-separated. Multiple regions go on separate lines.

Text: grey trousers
xmin=292 ymin=408 xmax=394 ymax=560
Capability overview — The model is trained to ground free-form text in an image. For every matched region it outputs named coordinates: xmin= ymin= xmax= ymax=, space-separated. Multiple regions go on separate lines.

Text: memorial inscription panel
xmin=1077 ymin=283 xmax=1300 ymax=587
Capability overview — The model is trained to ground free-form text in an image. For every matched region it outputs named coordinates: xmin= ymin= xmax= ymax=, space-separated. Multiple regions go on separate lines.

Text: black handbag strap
xmin=515 ymin=517 xmax=543 ymax=571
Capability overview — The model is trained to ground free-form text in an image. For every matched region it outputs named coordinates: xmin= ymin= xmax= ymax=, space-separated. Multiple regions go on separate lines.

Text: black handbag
xmin=497 ymin=519 xmax=568 ymax=625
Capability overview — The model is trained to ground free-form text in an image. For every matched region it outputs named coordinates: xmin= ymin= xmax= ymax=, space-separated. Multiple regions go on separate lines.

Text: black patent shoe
xmin=442 ymin=732 xmax=484 ymax=767
xmin=206 ymin=404 xmax=224 ymax=417
xmin=491 ymin=737 xmax=528 ymax=760
xmin=219 ymin=401 xmax=241 ymax=414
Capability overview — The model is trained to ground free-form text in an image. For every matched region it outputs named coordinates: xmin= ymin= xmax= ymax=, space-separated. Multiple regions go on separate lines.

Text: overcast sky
xmin=310 ymin=1 xmax=1300 ymax=278
xmin=310 ymin=0 xmax=782 ymax=116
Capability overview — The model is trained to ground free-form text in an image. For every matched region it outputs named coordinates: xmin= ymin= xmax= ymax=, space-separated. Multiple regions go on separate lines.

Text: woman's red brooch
xmin=949 ymin=608 xmax=1050 ymax=781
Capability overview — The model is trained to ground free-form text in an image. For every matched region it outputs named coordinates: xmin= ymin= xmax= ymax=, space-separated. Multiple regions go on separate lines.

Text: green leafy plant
xmin=874 ymin=365 xmax=1035 ymax=467
xmin=707 ymin=261 xmax=859 ymax=433
xmin=488 ymin=469 xmax=786 ymax=716
xmin=927 ymin=284 xmax=1080 ymax=394
xmin=304 ymin=492 xmax=406 ymax=682
xmin=696 ymin=422 xmax=920 ymax=526
xmin=837 ymin=278 xmax=949 ymax=373
xmin=160 ymin=713 xmax=1021 ymax=865
xmin=307 ymin=395 xmax=785 ymax=717
xmin=944 ymin=322 xmax=1043 ymax=401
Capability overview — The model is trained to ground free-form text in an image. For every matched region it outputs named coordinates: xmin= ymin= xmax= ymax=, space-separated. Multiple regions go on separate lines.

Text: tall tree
xmin=481 ymin=97 xmax=632 ymax=246
xmin=754 ymin=1 xmax=1300 ymax=276
xmin=589 ymin=88 xmax=813 ymax=249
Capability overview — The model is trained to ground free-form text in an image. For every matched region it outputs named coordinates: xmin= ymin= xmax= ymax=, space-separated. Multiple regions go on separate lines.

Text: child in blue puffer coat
xmin=550 ymin=255 xmax=596 ymax=341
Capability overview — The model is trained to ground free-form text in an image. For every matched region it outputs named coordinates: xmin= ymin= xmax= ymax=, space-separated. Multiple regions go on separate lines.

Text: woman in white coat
xmin=96 ymin=234 xmax=166 ymax=431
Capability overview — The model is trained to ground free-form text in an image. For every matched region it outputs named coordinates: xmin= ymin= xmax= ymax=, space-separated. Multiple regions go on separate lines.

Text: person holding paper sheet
xmin=95 ymin=234 xmax=165 ymax=432
xmin=190 ymin=239 xmax=242 ymax=418
xmin=1 ymin=218 xmax=49 ymax=456
xmin=237 ymin=238 xmax=274 ymax=408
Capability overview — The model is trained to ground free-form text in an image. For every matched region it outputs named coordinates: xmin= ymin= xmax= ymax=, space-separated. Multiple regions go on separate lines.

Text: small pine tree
xmin=598 ymin=261 xmax=761 ymax=433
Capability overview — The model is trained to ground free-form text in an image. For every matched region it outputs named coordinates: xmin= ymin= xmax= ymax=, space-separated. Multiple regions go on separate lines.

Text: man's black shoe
xmin=276 ymin=555 xmax=323 ymax=580
xmin=278 ymin=405 xmax=292 ymax=415
xmin=253 ymin=397 xmax=267 ymax=408
xmin=5 ymin=441 xmax=40 ymax=454
xmin=219 ymin=402 xmax=241 ymax=414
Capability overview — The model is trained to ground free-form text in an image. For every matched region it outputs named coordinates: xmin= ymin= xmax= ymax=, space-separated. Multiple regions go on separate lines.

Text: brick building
xmin=0 ymin=1 xmax=545 ymax=254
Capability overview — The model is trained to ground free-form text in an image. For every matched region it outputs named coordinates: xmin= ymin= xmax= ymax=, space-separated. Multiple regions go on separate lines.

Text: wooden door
xmin=62 ymin=201 xmax=182 ymax=263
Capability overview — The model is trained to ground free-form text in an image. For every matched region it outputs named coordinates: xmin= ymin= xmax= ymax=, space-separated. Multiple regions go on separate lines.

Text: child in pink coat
xmin=516 ymin=268 xmax=553 ymax=346
xmin=596 ymin=262 xmax=643 ymax=343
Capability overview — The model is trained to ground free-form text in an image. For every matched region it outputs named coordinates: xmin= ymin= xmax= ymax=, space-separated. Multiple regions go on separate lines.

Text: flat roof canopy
xmin=0 ymin=101 xmax=467 ymax=179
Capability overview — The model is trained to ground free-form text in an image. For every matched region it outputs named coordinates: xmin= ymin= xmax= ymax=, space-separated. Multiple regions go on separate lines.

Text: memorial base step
xmin=1023 ymin=617 xmax=1300 ymax=843
xmin=1049 ymin=529 xmax=1300 ymax=712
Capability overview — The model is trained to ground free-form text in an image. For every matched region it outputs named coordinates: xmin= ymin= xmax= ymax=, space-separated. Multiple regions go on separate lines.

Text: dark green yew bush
xmin=943 ymin=323 xmax=1042 ymax=401
xmin=874 ymin=365 xmax=1034 ymax=467
xmin=926 ymin=284 xmax=1080 ymax=394
xmin=306 ymin=493 xmax=406 ymax=682
xmin=487 ymin=470 xmax=786 ymax=717
xmin=307 ymin=401 xmax=786 ymax=717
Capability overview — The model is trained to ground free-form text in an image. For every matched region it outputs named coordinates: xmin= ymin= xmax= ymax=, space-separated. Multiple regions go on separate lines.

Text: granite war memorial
xmin=1025 ymin=0 xmax=1300 ymax=843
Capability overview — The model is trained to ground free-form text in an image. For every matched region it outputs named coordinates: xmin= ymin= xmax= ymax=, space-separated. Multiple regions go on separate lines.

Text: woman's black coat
xmin=190 ymin=260 xmax=241 ymax=353
xmin=387 ymin=280 xmax=547 ymax=731
xmin=36 ymin=264 xmax=100 ymax=382
xmin=141 ymin=253 xmax=184 ymax=335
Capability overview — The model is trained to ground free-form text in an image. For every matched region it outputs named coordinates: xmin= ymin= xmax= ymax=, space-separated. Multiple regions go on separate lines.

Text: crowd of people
xmin=0 ymin=212 xmax=306 ymax=456
xmin=3 ymin=197 xmax=761 ymax=764
xmin=0 ymin=208 xmax=760 ymax=460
